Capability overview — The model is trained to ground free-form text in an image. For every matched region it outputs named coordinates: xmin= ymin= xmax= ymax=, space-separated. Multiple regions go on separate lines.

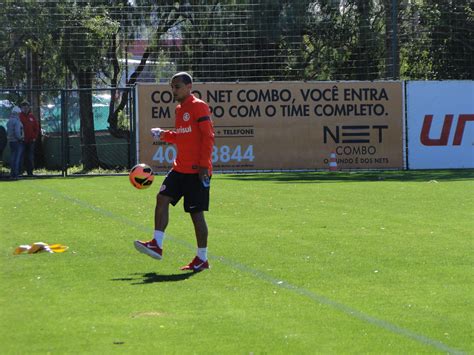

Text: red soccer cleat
xmin=180 ymin=256 xmax=210 ymax=272
xmin=134 ymin=239 xmax=162 ymax=260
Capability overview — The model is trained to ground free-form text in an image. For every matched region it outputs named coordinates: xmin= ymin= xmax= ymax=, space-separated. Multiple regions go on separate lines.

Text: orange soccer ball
xmin=129 ymin=163 xmax=154 ymax=189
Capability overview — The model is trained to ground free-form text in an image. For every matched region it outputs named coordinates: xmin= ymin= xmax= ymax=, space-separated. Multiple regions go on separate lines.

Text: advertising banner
xmin=407 ymin=81 xmax=474 ymax=169
xmin=136 ymin=81 xmax=404 ymax=172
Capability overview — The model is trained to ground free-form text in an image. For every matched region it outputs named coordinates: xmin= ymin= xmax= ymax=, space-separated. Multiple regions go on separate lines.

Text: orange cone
xmin=329 ymin=152 xmax=338 ymax=171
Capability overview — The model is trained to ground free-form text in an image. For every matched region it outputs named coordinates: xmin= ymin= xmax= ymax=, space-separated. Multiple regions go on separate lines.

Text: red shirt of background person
xmin=161 ymin=94 xmax=214 ymax=174
xmin=19 ymin=103 xmax=39 ymax=143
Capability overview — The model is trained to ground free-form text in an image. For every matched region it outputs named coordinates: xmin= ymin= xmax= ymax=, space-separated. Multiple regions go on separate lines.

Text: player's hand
xmin=198 ymin=167 xmax=210 ymax=188
xmin=198 ymin=167 xmax=209 ymax=181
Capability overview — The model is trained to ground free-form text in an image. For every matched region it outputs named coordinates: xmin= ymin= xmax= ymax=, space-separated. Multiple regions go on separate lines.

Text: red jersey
xmin=19 ymin=112 xmax=39 ymax=143
xmin=162 ymin=94 xmax=214 ymax=174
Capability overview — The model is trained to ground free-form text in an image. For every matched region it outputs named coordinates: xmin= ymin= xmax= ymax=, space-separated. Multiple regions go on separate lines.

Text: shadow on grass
xmin=112 ymin=272 xmax=197 ymax=285
xmin=222 ymin=169 xmax=474 ymax=183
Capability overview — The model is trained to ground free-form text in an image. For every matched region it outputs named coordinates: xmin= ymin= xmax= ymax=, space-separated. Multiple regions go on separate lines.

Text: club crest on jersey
xmin=183 ymin=112 xmax=190 ymax=122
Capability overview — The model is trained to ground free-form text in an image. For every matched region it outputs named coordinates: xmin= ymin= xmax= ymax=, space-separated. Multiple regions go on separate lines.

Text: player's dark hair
xmin=172 ymin=72 xmax=193 ymax=85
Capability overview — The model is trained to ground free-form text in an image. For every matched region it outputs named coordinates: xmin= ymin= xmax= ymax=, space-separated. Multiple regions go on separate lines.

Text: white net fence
xmin=0 ymin=0 xmax=472 ymax=89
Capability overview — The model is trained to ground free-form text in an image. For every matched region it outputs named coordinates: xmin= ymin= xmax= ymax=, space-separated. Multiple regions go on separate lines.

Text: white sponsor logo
xmin=183 ymin=112 xmax=190 ymax=121
xmin=176 ymin=126 xmax=192 ymax=134
xmin=193 ymin=262 xmax=205 ymax=270
xmin=160 ymin=184 xmax=166 ymax=192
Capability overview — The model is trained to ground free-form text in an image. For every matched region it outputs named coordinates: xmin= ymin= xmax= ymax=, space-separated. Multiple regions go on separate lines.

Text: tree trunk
xmin=106 ymin=35 xmax=130 ymax=140
xmin=78 ymin=71 xmax=100 ymax=171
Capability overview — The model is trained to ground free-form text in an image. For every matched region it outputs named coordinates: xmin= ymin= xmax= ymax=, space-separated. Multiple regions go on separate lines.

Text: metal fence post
xmin=60 ymin=90 xmax=68 ymax=177
xmin=129 ymin=86 xmax=136 ymax=168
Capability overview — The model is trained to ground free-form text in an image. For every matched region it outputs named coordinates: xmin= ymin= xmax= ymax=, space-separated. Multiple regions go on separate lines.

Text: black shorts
xmin=159 ymin=170 xmax=211 ymax=213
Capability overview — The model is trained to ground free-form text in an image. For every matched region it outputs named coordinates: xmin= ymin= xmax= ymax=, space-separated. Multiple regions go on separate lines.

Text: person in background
xmin=6 ymin=107 xmax=24 ymax=180
xmin=0 ymin=125 xmax=7 ymax=163
xmin=19 ymin=101 xmax=39 ymax=176
xmin=134 ymin=72 xmax=215 ymax=272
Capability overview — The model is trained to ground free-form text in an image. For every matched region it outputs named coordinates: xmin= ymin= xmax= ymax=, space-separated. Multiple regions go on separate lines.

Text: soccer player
xmin=134 ymin=72 xmax=215 ymax=272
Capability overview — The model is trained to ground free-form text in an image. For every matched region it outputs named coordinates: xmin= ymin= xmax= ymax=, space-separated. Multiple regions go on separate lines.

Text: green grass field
xmin=1 ymin=170 xmax=472 ymax=354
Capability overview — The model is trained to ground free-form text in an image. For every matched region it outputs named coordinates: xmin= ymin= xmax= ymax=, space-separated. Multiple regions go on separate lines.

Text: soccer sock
xmin=197 ymin=247 xmax=208 ymax=261
xmin=153 ymin=230 xmax=165 ymax=248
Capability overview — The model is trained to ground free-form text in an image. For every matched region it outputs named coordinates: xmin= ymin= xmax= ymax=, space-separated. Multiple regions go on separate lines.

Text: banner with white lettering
xmin=136 ymin=81 xmax=404 ymax=171
xmin=407 ymin=81 xmax=474 ymax=169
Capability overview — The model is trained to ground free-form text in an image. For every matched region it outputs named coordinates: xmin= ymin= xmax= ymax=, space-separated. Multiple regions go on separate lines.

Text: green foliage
xmin=117 ymin=109 xmax=130 ymax=131
xmin=399 ymin=0 xmax=473 ymax=79
xmin=428 ymin=1 xmax=474 ymax=79
xmin=0 ymin=0 xmax=472 ymax=87
xmin=60 ymin=4 xmax=119 ymax=77
xmin=176 ymin=0 xmax=313 ymax=81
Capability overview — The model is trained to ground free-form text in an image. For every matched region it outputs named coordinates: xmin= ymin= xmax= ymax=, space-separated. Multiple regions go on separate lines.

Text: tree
xmin=398 ymin=1 xmax=434 ymax=79
xmin=246 ymin=0 xmax=311 ymax=81
xmin=1 ymin=1 xmax=184 ymax=169
xmin=350 ymin=0 xmax=384 ymax=80
xmin=302 ymin=1 xmax=357 ymax=80
xmin=398 ymin=0 xmax=473 ymax=80
xmin=0 ymin=2 xmax=67 ymax=89
xmin=0 ymin=1 xmax=66 ymax=168
xmin=175 ymin=0 xmax=311 ymax=82
xmin=60 ymin=3 xmax=119 ymax=170
xmin=104 ymin=0 xmax=181 ymax=139
xmin=382 ymin=0 xmax=400 ymax=79
xmin=428 ymin=0 xmax=473 ymax=79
